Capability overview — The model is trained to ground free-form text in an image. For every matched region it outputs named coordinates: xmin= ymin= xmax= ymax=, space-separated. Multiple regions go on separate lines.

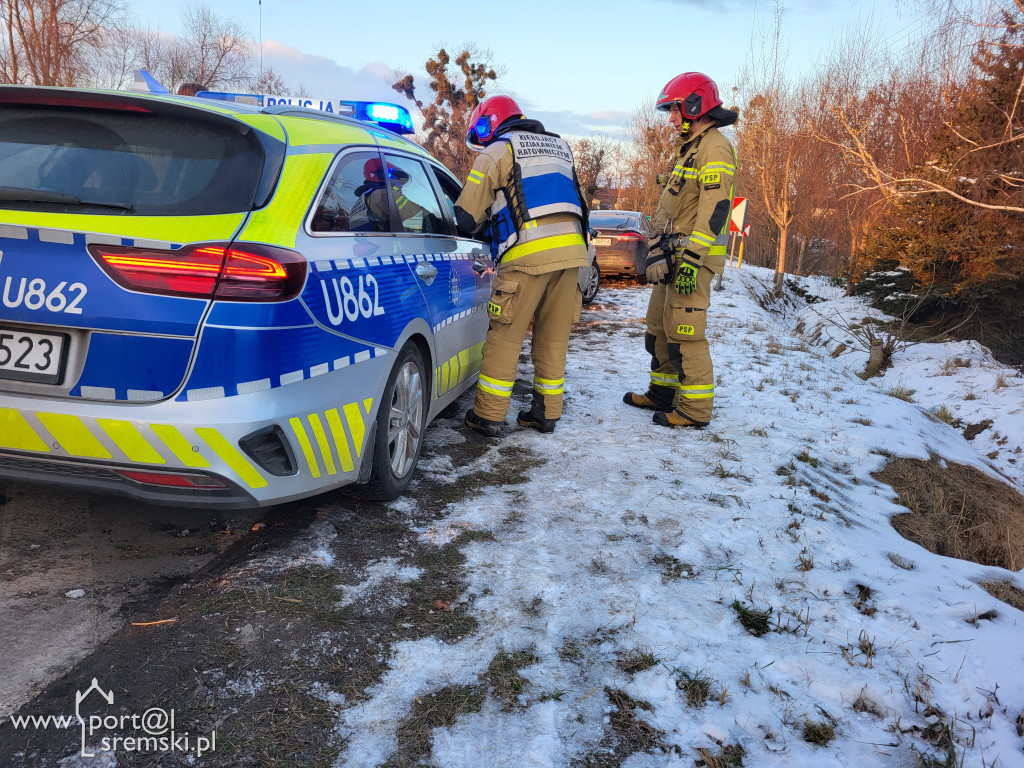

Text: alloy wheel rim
xmin=586 ymin=266 xmax=599 ymax=296
xmin=387 ymin=361 xmax=423 ymax=478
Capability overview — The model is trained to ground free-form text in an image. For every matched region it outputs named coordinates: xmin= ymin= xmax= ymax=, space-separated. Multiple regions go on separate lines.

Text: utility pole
xmin=259 ymin=0 xmax=263 ymax=79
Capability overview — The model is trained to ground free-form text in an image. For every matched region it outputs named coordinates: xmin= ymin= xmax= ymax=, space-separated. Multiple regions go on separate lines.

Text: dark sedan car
xmin=589 ymin=210 xmax=653 ymax=282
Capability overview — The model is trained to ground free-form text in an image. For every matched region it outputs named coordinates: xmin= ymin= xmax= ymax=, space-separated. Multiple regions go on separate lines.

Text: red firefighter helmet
xmin=363 ymin=157 xmax=385 ymax=182
xmin=656 ymin=72 xmax=723 ymax=121
xmin=466 ymin=95 xmax=524 ymax=148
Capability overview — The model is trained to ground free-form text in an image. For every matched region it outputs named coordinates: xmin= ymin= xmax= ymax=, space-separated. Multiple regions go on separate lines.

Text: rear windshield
xmin=590 ymin=212 xmax=641 ymax=229
xmin=0 ymin=106 xmax=265 ymax=216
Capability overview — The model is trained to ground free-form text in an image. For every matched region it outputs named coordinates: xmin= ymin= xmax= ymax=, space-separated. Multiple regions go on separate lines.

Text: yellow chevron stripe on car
xmin=325 ymin=408 xmax=355 ymax=473
xmin=194 ymin=428 xmax=268 ymax=488
xmin=289 ymin=417 xmax=321 ymax=479
xmin=308 ymin=413 xmax=337 ymax=476
xmin=97 ymin=419 xmax=165 ymax=463
xmin=240 ymin=153 xmax=333 ymax=248
xmin=0 ymin=408 xmax=49 ymax=452
xmin=441 ymin=360 xmax=451 ymax=394
xmin=0 ymin=212 xmax=245 ymax=244
xmin=458 ymin=349 xmax=470 ymax=381
xmin=150 ymin=424 xmax=211 ymax=468
xmin=36 ymin=413 xmax=111 ymax=459
xmin=343 ymin=403 xmax=366 ymax=458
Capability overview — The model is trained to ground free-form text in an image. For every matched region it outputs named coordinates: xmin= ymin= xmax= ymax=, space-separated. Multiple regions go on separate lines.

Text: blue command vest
xmin=488 ymin=131 xmax=584 ymax=260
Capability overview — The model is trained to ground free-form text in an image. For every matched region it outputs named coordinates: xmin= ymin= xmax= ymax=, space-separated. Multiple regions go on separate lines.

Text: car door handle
xmin=415 ymin=262 xmax=438 ymax=286
xmin=472 ymin=260 xmax=487 ymax=275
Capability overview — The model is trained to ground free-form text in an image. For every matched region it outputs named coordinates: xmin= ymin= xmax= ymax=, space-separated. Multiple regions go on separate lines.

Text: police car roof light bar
xmin=195 ymin=91 xmax=415 ymax=135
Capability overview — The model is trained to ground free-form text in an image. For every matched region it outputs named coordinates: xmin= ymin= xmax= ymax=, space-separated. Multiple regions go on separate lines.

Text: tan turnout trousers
xmin=472 ymin=267 xmax=582 ymax=422
xmin=646 ymin=266 xmax=715 ymax=423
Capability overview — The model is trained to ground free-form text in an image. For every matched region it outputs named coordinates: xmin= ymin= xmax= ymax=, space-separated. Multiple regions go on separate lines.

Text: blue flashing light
xmin=192 ymin=92 xmax=414 ymax=135
xmin=358 ymin=101 xmax=414 ymax=134
xmin=368 ymin=103 xmax=400 ymax=121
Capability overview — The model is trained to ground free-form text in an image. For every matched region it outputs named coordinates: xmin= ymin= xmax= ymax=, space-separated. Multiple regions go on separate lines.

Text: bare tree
xmin=391 ymin=45 xmax=498 ymax=180
xmin=165 ymin=4 xmax=254 ymax=91
xmin=0 ymin=0 xmax=127 ymax=85
xmin=566 ymin=135 xmax=615 ymax=204
xmin=809 ymin=2 xmax=1021 ymax=214
xmin=620 ymin=99 xmax=676 ymax=216
xmin=251 ymin=66 xmax=286 ymax=95
xmin=734 ymin=0 xmax=803 ymax=292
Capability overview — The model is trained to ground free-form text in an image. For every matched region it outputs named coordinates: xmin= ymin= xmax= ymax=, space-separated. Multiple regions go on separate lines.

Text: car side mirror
xmin=588 ymin=227 xmax=598 ymax=239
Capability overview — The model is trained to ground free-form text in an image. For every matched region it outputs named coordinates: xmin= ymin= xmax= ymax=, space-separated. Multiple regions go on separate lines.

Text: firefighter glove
xmin=674 ymin=259 xmax=699 ymax=295
xmin=645 ymin=250 xmax=672 ymax=284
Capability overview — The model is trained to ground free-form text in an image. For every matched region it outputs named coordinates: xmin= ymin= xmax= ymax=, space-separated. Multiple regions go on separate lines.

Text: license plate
xmin=593 ymin=238 xmax=612 ymax=247
xmin=0 ymin=327 xmax=68 ymax=384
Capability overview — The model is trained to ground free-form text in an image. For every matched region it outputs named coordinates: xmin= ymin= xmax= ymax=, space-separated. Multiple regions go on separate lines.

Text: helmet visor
xmin=471 ymin=115 xmax=493 ymax=144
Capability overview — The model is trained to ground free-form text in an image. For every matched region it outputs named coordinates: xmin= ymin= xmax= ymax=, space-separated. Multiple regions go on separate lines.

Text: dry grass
xmin=939 ymin=356 xmax=972 ymax=375
xmin=979 ymin=580 xmax=1024 ymax=612
xmin=929 ymin=405 xmax=956 ymax=425
xmin=694 ymin=743 xmax=746 ymax=767
xmin=886 ymin=384 xmax=916 ymax=402
xmin=875 ymin=457 xmax=1024 ymax=571
xmin=485 ymin=649 xmax=539 ymax=710
xmin=802 ymin=715 xmax=836 ymax=746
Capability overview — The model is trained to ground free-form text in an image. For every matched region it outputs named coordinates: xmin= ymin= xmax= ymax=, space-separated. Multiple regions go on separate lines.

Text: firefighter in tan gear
xmin=624 ymin=72 xmax=738 ymax=428
xmin=454 ymin=95 xmax=589 ymax=437
xmin=352 ymin=157 xmax=421 ymax=231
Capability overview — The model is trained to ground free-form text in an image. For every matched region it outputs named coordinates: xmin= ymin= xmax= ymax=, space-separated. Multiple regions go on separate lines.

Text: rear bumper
xmin=0 ymin=451 xmax=256 ymax=508
xmin=595 ymin=245 xmax=643 ymax=275
xmin=0 ymin=354 xmax=395 ymax=508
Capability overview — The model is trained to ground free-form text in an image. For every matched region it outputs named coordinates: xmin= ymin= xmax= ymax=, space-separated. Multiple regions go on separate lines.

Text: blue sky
xmin=131 ymin=0 xmax=927 ymax=137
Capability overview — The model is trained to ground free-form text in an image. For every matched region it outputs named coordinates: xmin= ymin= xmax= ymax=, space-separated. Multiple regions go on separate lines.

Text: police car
xmin=0 ymin=85 xmax=494 ymax=507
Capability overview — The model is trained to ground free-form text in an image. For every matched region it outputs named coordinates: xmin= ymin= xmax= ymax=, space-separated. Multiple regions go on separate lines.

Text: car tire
xmin=581 ymin=264 xmax=600 ymax=305
xmin=362 ymin=342 xmax=427 ymax=501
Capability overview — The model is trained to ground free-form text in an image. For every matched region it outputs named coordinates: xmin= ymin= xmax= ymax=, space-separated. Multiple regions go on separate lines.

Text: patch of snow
xmin=336 ymin=558 xmax=421 ymax=607
xmin=327 ymin=266 xmax=1024 ymax=767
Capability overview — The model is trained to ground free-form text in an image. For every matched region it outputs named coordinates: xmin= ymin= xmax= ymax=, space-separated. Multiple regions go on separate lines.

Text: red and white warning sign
xmin=729 ymin=197 xmax=749 ymax=236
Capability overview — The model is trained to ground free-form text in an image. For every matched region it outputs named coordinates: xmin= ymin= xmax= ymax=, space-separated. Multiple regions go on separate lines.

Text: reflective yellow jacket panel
xmin=652 ymin=123 xmax=737 ymax=274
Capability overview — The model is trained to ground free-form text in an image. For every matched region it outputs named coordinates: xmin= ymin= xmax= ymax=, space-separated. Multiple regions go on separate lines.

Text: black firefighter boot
xmin=653 ymin=408 xmax=708 ymax=429
xmin=623 ymin=384 xmax=674 ymax=412
xmin=465 ymin=409 xmax=504 ymax=437
xmin=517 ymin=394 xmax=557 ymax=434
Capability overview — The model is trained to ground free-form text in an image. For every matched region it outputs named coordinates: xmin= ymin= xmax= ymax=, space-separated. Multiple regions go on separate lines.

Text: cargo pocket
xmin=667 ymin=294 xmax=708 ymax=343
xmin=572 ymin=285 xmax=583 ymax=323
xmin=487 ymin=278 xmax=520 ymax=325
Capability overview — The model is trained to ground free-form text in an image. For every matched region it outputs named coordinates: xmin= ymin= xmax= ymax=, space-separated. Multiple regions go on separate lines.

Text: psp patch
xmin=487 ymin=301 xmax=502 ymax=316
xmin=676 ymin=324 xmax=696 ymax=336
xmin=701 ymin=171 xmax=721 ymax=190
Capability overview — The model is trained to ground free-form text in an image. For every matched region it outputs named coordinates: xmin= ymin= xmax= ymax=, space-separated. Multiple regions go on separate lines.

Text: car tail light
xmin=88 ymin=242 xmax=307 ymax=301
xmin=116 ymin=469 xmax=228 ymax=488
xmin=615 ymin=232 xmax=645 ymax=242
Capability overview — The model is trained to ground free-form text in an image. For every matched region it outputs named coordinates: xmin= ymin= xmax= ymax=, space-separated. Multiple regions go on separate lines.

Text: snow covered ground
xmin=333 ymin=265 xmax=1024 ymax=767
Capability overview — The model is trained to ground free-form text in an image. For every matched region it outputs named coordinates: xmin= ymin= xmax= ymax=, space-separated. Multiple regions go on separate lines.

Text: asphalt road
xmin=0 ymin=480 xmax=265 ymax=717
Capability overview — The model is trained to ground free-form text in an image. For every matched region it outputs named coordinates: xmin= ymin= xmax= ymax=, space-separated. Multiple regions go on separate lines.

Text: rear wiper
xmin=0 ymin=186 xmax=133 ymax=211
xmin=0 ymin=186 xmax=80 ymax=204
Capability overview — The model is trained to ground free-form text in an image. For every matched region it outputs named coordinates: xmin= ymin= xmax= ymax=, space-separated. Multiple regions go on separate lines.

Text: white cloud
xmin=256 ymin=39 xmax=399 ymax=103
